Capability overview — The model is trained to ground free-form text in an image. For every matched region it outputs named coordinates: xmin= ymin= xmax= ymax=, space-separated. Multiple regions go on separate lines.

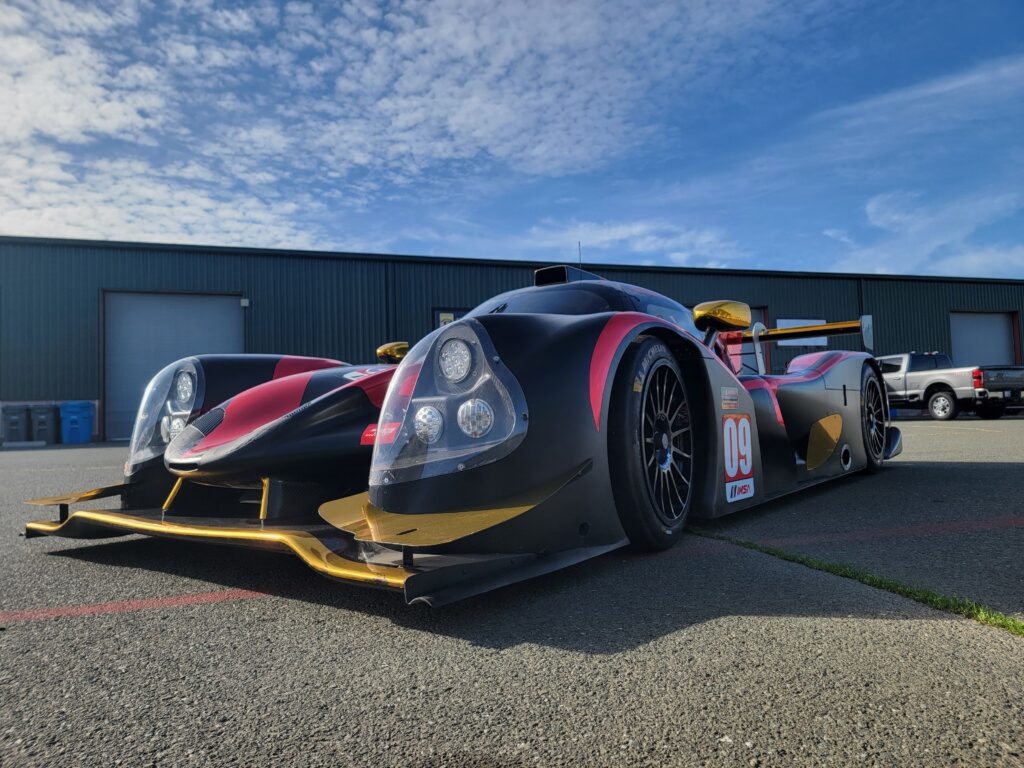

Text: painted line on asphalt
xmin=0 ymin=588 xmax=268 ymax=624
xmin=761 ymin=516 xmax=1024 ymax=547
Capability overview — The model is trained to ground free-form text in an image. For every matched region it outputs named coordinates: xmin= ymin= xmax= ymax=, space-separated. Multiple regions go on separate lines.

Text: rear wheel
xmin=976 ymin=402 xmax=1005 ymax=420
xmin=927 ymin=389 xmax=959 ymax=421
xmin=608 ymin=337 xmax=695 ymax=550
xmin=861 ymin=365 xmax=886 ymax=473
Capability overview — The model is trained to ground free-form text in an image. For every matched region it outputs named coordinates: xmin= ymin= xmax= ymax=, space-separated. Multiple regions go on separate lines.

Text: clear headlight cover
xmin=369 ymin=319 xmax=528 ymax=485
xmin=125 ymin=358 xmax=203 ymax=475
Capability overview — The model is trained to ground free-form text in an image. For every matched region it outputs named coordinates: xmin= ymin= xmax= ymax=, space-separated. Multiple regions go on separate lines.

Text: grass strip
xmin=688 ymin=526 xmax=1024 ymax=638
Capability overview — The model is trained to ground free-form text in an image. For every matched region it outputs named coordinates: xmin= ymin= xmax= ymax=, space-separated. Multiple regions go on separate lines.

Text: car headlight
xmin=370 ymin=320 xmax=527 ymax=485
xmin=124 ymin=359 xmax=204 ymax=476
xmin=414 ymin=405 xmax=444 ymax=444
xmin=456 ymin=399 xmax=493 ymax=438
xmin=174 ymin=371 xmax=194 ymax=407
xmin=439 ymin=339 xmax=472 ymax=383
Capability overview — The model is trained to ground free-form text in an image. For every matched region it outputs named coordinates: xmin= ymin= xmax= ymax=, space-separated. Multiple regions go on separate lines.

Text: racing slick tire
xmin=861 ymin=365 xmax=887 ymax=473
xmin=976 ymin=402 xmax=1005 ymax=420
xmin=927 ymin=389 xmax=959 ymax=421
xmin=608 ymin=337 xmax=695 ymax=550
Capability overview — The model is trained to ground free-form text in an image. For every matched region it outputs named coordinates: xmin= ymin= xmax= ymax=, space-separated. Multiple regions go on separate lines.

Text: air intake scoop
xmin=534 ymin=265 xmax=605 ymax=286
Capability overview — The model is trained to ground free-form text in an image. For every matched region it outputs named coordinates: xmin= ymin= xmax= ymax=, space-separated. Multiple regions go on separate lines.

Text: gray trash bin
xmin=2 ymin=405 xmax=30 ymax=443
xmin=30 ymin=404 xmax=60 ymax=444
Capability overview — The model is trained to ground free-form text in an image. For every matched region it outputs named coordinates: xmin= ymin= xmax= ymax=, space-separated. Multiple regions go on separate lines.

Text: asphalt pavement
xmin=1 ymin=423 xmax=1022 ymax=767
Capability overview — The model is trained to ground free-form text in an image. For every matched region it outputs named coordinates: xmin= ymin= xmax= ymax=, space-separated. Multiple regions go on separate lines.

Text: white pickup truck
xmin=877 ymin=352 xmax=1024 ymax=420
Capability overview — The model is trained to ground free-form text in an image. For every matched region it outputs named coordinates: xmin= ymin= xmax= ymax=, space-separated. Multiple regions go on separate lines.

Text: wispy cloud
xmin=829 ymin=191 xmax=1023 ymax=277
xmin=524 ymin=219 xmax=740 ymax=267
xmin=0 ymin=0 xmax=857 ymax=247
xmin=666 ymin=54 xmax=1024 ymax=204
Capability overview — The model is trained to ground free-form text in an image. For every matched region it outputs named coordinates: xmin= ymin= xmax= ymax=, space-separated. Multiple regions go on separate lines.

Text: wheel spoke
xmin=670 ymin=461 xmax=691 ymax=486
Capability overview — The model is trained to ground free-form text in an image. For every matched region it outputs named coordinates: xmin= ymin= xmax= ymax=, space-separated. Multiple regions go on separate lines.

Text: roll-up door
xmin=104 ymin=292 xmax=244 ymax=439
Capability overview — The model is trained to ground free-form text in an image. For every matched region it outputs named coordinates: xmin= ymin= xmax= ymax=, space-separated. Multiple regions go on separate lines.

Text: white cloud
xmin=830 ymin=191 xmax=1023 ymax=277
xmin=524 ymin=219 xmax=741 ymax=266
xmin=665 ymin=54 xmax=1024 ymax=205
xmin=0 ymin=149 xmax=322 ymax=249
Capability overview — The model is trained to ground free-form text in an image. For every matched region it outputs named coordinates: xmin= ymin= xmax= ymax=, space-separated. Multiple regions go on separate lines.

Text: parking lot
xmin=2 ymin=420 xmax=1022 ymax=767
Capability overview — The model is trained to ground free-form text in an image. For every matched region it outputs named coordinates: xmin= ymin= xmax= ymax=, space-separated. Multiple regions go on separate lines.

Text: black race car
xmin=26 ymin=266 xmax=901 ymax=604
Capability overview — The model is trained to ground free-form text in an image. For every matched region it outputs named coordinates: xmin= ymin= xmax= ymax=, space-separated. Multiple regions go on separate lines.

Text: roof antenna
xmin=578 ymin=240 xmax=583 ymax=269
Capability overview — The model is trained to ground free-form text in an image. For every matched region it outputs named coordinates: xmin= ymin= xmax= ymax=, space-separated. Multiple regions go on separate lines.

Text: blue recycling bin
xmin=59 ymin=401 xmax=95 ymax=444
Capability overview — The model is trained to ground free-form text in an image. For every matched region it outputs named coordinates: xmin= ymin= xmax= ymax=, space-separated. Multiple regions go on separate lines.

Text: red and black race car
xmin=26 ymin=266 xmax=902 ymax=604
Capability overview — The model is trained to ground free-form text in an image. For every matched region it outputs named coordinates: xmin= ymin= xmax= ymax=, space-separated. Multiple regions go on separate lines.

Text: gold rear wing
xmin=736 ymin=317 xmax=872 ymax=350
xmin=720 ymin=316 xmax=874 ymax=374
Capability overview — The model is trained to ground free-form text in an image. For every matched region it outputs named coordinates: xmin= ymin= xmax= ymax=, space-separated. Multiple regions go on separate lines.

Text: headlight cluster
xmin=158 ymin=371 xmax=195 ymax=442
xmin=125 ymin=360 xmax=203 ymax=476
xmin=370 ymin=320 xmax=528 ymax=485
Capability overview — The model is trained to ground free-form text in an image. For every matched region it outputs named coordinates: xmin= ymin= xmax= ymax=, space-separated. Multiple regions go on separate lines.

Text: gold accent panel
xmin=162 ymin=477 xmax=184 ymax=512
xmin=693 ymin=300 xmax=752 ymax=333
xmin=741 ymin=319 xmax=861 ymax=344
xmin=25 ymin=510 xmax=410 ymax=589
xmin=258 ymin=478 xmax=270 ymax=521
xmin=806 ymin=414 xmax=844 ymax=471
xmin=26 ymin=484 xmax=129 ymax=507
xmin=376 ymin=341 xmax=409 ymax=364
xmin=319 ymin=492 xmax=533 ymax=547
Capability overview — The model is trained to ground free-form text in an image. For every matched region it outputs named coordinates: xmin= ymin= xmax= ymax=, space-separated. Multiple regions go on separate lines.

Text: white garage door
xmin=949 ymin=312 xmax=1015 ymax=367
xmin=105 ymin=292 xmax=244 ymax=439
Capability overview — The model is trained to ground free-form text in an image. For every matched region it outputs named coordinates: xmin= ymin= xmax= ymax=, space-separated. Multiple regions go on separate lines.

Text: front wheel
xmin=928 ymin=390 xmax=959 ymax=421
xmin=608 ymin=337 xmax=695 ymax=550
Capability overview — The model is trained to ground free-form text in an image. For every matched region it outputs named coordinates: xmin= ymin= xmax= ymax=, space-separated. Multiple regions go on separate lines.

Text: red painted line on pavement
xmin=762 ymin=517 xmax=1024 ymax=547
xmin=0 ymin=588 xmax=267 ymax=624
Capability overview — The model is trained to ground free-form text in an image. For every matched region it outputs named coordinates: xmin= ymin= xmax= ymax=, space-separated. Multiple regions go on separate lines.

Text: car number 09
xmin=723 ymin=414 xmax=752 ymax=480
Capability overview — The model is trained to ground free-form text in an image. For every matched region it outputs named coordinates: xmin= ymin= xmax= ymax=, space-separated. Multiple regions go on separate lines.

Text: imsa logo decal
xmin=723 ymin=413 xmax=754 ymax=503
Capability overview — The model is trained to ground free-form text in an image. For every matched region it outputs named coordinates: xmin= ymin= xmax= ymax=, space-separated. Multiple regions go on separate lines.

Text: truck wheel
xmin=976 ymin=403 xmax=1005 ymax=420
xmin=608 ymin=337 xmax=694 ymax=550
xmin=928 ymin=389 xmax=959 ymax=421
xmin=861 ymin=365 xmax=887 ymax=472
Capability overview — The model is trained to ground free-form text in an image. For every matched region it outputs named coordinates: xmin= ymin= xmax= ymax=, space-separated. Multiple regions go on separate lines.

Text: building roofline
xmin=2 ymin=233 xmax=1023 ymax=287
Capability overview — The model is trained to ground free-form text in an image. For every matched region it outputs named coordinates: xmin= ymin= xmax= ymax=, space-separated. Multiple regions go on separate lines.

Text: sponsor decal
xmin=723 ymin=413 xmax=754 ymax=503
xmin=359 ymin=423 xmax=378 ymax=446
xmin=344 ymin=366 xmax=389 ymax=381
xmin=721 ymin=386 xmax=739 ymax=410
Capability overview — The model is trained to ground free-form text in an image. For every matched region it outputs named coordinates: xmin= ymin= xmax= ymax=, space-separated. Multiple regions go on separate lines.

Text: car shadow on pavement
xmin=48 ymin=521 xmax=956 ymax=655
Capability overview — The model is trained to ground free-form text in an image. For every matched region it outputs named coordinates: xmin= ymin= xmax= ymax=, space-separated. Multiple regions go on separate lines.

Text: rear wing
xmin=719 ymin=316 xmax=874 ymax=375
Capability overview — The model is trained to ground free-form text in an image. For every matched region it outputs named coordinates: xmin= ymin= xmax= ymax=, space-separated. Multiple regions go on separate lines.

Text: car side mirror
xmin=692 ymin=300 xmax=752 ymax=333
xmin=376 ymin=341 xmax=409 ymax=364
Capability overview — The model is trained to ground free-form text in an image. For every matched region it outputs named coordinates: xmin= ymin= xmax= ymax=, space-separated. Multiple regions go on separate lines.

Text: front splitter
xmin=26 ymin=509 xmax=411 ymax=591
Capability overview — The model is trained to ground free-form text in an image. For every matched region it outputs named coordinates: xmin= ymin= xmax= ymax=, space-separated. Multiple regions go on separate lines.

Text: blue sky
xmin=1 ymin=1 xmax=1022 ymax=277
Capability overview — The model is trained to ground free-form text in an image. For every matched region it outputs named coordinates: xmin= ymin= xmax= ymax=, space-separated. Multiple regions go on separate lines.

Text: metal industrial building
xmin=2 ymin=235 xmax=1022 ymax=440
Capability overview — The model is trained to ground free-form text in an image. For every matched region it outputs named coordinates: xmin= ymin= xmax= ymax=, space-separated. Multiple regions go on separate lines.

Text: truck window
xmin=878 ymin=359 xmax=902 ymax=374
xmin=908 ymin=355 xmax=937 ymax=372
xmin=933 ymin=354 xmax=953 ymax=368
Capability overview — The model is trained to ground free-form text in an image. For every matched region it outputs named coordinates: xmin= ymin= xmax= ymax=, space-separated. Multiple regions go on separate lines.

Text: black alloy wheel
xmin=609 ymin=337 xmax=695 ymax=549
xmin=641 ymin=361 xmax=694 ymax=527
xmin=861 ymin=365 xmax=887 ymax=472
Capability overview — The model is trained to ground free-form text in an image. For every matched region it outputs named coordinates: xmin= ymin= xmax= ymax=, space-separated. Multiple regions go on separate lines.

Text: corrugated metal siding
xmin=1 ymin=239 xmax=389 ymax=399
xmin=865 ymin=279 xmax=1024 ymax=360
xmin=3 ymin=236 xmax=1024 ymax=400
xmin=391 ymin=260 xmax=536 ymax=344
